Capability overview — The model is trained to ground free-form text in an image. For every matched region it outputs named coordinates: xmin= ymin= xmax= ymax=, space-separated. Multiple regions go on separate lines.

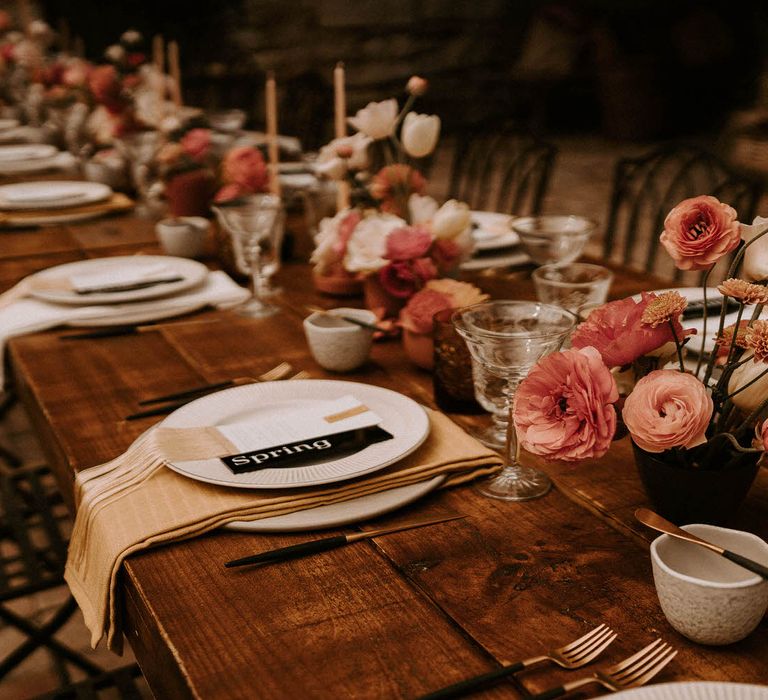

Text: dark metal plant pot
xmin=632 ymin=442 xmax=760 ymax=526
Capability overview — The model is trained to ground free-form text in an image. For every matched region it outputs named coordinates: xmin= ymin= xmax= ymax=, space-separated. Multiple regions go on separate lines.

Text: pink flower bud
xmin=335 ymin=144 xmax=354 ymax=159
xmin=406 ymin=76 xmax=428 ymax=96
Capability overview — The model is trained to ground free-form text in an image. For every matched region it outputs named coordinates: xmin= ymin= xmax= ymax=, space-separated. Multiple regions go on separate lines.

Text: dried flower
xmin=423 ymin=278 xmax=488 ymax=308
xmin=744 ymin=320 xmax=768 ymax=362
xmin=714 ymin=321 xmax=750 ymax=351
xmin=641 ymin=291 xmax=688 ymax=327
xmin=717 ymin=278 xmax=768 ymax=305
xmin=370 ymin=164 xmax=426 ymax=217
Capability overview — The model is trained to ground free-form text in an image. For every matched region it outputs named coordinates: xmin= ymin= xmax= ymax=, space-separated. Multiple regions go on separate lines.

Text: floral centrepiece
xmin=514 ymin=194 xmax=768 ymax=521
xmin=310 ymin=77 xmax=474 ymax=311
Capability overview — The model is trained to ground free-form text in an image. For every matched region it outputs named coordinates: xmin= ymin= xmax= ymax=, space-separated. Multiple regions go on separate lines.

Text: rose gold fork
xmin=531 ymin=638 xmax=677 ymax=699
xmin=417 ymin=623 xmax=617 ymax=700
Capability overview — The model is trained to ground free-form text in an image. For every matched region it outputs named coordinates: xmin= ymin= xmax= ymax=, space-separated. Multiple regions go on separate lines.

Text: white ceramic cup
xmin=303 ymin=308 xmax=376 ymax=372
xmin=651 ymin=523 xmax=768 ymax=645
xmin=156 ymin=217 xmax=209 ymax=259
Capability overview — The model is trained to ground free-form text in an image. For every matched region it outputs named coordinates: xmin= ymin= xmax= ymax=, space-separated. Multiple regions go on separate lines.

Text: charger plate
xmin=29 ymin=255 xmax=208 ymax=305
xmin=0 ymin=180 xmax=111 ymax=210
xmin=613 ymin=683 xmax=768 ymax=700
xmin=161 ymin=379 xmax=430 ymax=489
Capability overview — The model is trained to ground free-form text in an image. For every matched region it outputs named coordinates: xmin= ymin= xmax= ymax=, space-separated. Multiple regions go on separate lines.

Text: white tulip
xmin=728 ymin=353 xmax=768 ymax=412
xmin=408 ymin=194 xmax=439 ymax=225
xmin=348 ymin=99 xmax=398 ymax=140
xmin=401 ymin=112 xmax=440 ymax=158
xmin=315 ymin=133 xmax=372 ymax=181
xmin=741 ymin=216 xmax=768 ymax=282
xmin=432 ymin=199 xmax=471 ymax=240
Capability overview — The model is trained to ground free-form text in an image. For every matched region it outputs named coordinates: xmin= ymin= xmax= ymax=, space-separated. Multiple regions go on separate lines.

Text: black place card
xmin=220 ymin=426 xmax=394 ymax=474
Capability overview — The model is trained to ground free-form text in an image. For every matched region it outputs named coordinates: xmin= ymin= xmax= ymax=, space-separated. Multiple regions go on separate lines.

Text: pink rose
xmin=571 ymin=292 xmax=694 ymax=368
xmin=180 ymin=128 xmax=211 ymax=161
xmin=399 ymin=288 xmax=452 ymax=334
xmin=385 ymin=225 xmax=432 ymax=261
xmin=221 ymin=146 xmax=269 ymax=194
xmin=513 ymin=346 xmax=619 ymax=462
xmin=379 ymin=258 xmax=436 ymax=299
xmin=660 ymin=195 xmax=741 ymax=271
xmin=622 ymin=370 xmax=712 ymax=453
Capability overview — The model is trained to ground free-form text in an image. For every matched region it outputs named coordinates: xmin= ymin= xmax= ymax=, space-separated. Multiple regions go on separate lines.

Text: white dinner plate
xmin=0 ymin=153 xmax=75 ymax=176
xmin=612 ymin=682 xmax=768 ymax=700
xmin=223 ymin=475 xmax=445 ymax=532
xmin=460 ymin=250 xmax=530 ymax=271
xmin=29 ymin=255 xmax=208 ymax=305
xmin=471 ymin=211 xmax=520 ymax=251
xmin=0 ymin=118 xmax=20 ymax=131
xmin=161 ymin=380 xmax=431 ymax=489
xmin=0 ymin=144 xmax=57 ymax=162
xmin=0 ymin=180 xmax=112 ymax=210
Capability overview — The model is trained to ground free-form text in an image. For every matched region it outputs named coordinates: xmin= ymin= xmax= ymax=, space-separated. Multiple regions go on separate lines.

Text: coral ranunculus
xmin=622 ymin=370 xmax=713 ymax=453
xmin=571 ymin=292 xmax=695 ymax=368
xmin=513 ymin=346 xmax=619 ymax=462
xmin=385 ymin=225 xmax=433 ymax=261
xmin=660 ymin=195 xmax=741 ymax=271
xmin=221 ymin=146 xmax=268 ymax=194
xmin=399 ymin=288 xmax=453 ymax=334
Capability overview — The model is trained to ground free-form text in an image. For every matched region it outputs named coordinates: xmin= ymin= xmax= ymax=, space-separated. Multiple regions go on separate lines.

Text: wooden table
xmin=3 ymin=212 xmax=768 ymax=698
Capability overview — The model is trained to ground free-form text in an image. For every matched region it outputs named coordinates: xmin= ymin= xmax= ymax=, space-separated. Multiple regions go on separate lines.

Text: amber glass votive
xmin=433 ymin=307 xmax=482 ymax=413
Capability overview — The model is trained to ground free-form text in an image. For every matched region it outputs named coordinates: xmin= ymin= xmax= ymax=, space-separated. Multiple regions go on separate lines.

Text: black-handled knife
xmin=74 ymin=276 xmax=184 ymax=295
xmin=681 ymin=297 xmax=741 ymax=319
xmin=224 ymin=515 xmax=466 ymax=568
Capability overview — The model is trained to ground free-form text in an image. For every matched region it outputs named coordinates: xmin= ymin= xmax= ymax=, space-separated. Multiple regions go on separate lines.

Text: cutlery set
xmin=418 ymin=628 xmax=676 ymax=700
xmin=124 ymin=362 xmax=308 ymax=420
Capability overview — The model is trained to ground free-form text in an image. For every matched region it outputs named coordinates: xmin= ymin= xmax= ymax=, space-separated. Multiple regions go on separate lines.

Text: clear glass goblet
xmin=471 ymin=358 xmax=508 ymax=449
xmin=513 ymin=215 xmax=596 ymax=267
xmin=453 ymin=301 xmax=577 ymax=501
xmin=213 ymin=194 xmax=285 ymax=318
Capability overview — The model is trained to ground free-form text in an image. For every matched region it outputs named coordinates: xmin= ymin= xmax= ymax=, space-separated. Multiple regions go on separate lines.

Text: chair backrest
xmin=447 ymin=129 xmax=557 ymax=216
xmin=602 ymin=144 xmax=763 ymax=284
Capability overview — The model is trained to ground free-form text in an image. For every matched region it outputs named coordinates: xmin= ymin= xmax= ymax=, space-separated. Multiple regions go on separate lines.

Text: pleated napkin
xmin=0 ymin=271 xmax=249 ymax=386
xmin=64 ymin=409 xmax=502 ymax=651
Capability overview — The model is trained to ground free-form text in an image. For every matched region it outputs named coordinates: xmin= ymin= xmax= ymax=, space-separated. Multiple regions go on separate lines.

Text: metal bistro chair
xmin=0 ymin=458 xmax=143 ymax=696
xmin=446 ymin=127 xmax=557 ymax=216
xmin=602 ymin=144 xmax=763 ymax=284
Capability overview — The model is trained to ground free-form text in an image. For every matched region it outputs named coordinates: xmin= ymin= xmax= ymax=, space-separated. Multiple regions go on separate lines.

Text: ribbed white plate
xmin=224 ymin=475 xmax=445 ymax=532
xmin=0 ymin=180 xmax=111 ymax=210
xmin=613 ymin=683 xmax=768 ymax=700
xmin=29 ymin=255 xmax=208 ymax=305
xmin=162 ymin=380 xmax=430 ymax=489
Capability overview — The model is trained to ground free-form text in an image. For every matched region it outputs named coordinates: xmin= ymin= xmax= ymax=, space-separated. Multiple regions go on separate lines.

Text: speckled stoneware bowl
xmin=651 ymin=523 xmax=768 ymax=645
xmin=303 ymin=308 xmax=376 ymax=372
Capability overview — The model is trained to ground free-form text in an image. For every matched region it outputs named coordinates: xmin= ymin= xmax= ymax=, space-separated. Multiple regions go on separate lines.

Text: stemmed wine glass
xmin=213 ymin=194 xmax=285 ymax=318
xmin=453 ymin=301 xmax=576 ymax=501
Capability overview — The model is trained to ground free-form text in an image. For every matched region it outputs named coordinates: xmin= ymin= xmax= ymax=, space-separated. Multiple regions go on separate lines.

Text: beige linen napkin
xmin=64 ymin=410 xmax=502 ymax=651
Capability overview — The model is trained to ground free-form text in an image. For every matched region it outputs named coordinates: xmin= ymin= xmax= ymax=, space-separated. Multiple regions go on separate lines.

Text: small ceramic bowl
xmin=651 ymin=523 xmax=768 ymax=645
xmin=156 ymin=217 xmax=210 ymax=259
xmin=303 ymin=308 xmax=376 ymax=372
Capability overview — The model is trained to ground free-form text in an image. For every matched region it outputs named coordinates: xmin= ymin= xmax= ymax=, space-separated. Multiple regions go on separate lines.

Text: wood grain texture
xmin=5 ymin=212 xmax=768 ymax=697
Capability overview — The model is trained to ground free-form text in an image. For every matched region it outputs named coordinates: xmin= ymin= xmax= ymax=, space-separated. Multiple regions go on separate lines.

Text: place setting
xmin=0 ymin=142 xmax=77 ymax=175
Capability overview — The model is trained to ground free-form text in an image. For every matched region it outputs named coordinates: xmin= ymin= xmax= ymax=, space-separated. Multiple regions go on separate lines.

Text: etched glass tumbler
xmin=453 ymin=301 xmax=577 ymax=501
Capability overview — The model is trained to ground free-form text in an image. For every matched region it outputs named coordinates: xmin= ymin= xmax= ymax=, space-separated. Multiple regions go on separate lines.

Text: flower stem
xmin=695 ymin=266 xmax=713 ymax=378
xmin=724 ymin=363 xmax=768 ymax=401
xmin=724 ymin=302 xmax=745 ymax=368
xmin=668 ymin=318 xmax=685 ymax=372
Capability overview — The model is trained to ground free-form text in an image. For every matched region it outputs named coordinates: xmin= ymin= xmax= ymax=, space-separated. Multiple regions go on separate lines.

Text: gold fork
xmin=417 ymin=623 xmax=617 ymax=700
xmin=530 ymin=638 xmax=677 ymax=699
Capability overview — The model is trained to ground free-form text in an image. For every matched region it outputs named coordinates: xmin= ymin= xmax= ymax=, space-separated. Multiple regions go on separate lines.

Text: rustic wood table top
xmin=3 ymin=211 xmax=767 ymax=698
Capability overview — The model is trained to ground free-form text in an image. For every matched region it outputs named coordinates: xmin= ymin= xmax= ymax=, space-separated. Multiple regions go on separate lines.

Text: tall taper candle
xmin=168 ymin=40 xmax=182 ymax=107
xmin=153 ymin=35 xmax=165 ymax=74
xmin=333 ymin=62 xmax=350 ymax=211
xmin=265 ymin=72 xmax=282 ymax=198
